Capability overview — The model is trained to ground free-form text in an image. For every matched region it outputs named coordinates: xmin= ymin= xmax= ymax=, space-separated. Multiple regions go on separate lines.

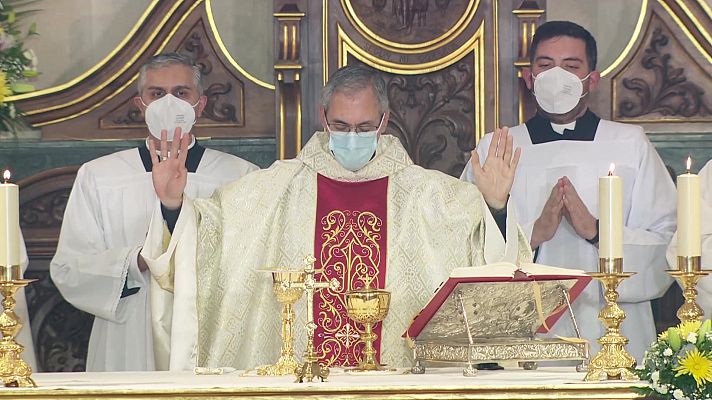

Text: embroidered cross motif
xmin=335 ymin=323 xmax=360 ymax=348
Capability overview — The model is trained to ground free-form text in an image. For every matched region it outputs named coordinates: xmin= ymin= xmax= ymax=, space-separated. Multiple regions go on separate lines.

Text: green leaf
xmin=10 ymin=82 xmax=33 ymax=93
xmin=21 ymin=69 xmax=37 ymax=78
xmin=668 ymin=327 xmax=681 ymax=351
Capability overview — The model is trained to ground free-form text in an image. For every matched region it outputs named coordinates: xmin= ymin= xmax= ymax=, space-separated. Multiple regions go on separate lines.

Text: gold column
xmin=274 ymin=3 xmax=305 ymax=160
xmin=512 ymin=1 xmax=544 ymax=124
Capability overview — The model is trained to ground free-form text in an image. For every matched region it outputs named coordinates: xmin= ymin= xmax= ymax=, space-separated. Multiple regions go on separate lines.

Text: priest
xmin=462 ymin=21 xmax=676 ymax=360
xmin=667 ymin=160 xmax=712 ymax=316
xmin=50 ymin=53 xmax=258 ymax=372
xmin=142 ymin=65 xmax=532 ymax=370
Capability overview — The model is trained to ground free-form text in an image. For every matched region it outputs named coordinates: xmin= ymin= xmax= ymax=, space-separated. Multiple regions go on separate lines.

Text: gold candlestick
xmin=257 ymin=271 xmax=305 ymax=376
xmin=345 ymin=288 xmax=392 ymax=371
xmin=0 ymin=275 xmax=36 ymax=387
xmin=668 ymin=256 xmax=709 ymax=324
xmin=294 ymin=256 xmax=339 ymax=383
xmin=584 ymin=271 xmax=637 ymax=382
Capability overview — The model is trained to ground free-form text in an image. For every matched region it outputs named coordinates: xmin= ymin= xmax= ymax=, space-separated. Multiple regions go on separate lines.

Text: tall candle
xmin=599 ymin=163 xmax=623 ymax=270
xmin=0 ymin=170 xmax=20 ymax=280
xmin=677 ymin=157 xmax=701 ymax=263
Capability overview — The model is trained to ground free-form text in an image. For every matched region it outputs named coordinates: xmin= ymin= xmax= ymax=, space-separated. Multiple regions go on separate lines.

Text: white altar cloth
xmin=0 ymin=367 xmax=648 ymax=399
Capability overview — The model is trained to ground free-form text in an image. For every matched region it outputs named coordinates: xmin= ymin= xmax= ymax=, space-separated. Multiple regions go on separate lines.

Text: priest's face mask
xmin=321 ymin=88 xmax=388 ymax=171
xmin=524 ymin=36 xmax=600 ymax=122
xmin=134 ymin=64 xmax=207 ymax=141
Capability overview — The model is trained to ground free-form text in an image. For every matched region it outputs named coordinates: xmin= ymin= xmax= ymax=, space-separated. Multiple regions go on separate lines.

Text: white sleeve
xmin=141 ymin=197 xmax=199 ymax=371
xmin=50 ymin=166 xmax=147 ymax=323
xmin=618 ymin=135 xmax=676 ymax=302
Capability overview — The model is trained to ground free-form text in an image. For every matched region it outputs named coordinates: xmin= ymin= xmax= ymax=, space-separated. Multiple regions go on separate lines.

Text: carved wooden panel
xmin=322 ymin=0 xmax=497 ymax=176
xmin=612 ymin=12 xmax=712 ymax=123
xmin=12 ymin=0 xmax=274 ymax=140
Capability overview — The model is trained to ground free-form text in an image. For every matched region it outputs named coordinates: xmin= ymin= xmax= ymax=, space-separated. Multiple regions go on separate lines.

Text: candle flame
xmin=608 ymin=163 xmax=615 ymax=176
xmin=686 ymin=156 xmax=692 ymax=173
xmin=2 ymin=170 xmax=10 ymax=182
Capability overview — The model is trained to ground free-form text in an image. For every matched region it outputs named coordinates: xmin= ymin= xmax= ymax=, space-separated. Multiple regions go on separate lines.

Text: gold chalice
xmin=257 ymin=271 xmax=305 ymax=376
xmin=345 ymin=288 xmax=392 ymax=371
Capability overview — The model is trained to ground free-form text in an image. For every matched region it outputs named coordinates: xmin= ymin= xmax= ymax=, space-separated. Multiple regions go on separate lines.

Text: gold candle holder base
xmin=345 ymin=289 xmax=391 ymax=372
xmin=293 ymin=256 xmax=338 ymax=383
xmin=0 ymin=278 xmax=37 ymax=388
xmin=668 ymin=260 xmax=710 ymax=324
xmin=295 ymin=327 xmax=330 ymax=383
xmin=257 ymin=271 xmax=305 ymax=376
xmin=583 ymin=272 xmax=637 ymax=382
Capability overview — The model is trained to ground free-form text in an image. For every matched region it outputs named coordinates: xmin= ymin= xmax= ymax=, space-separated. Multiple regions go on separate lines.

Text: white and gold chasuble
xmin=142 ymin=132 xmax=532 ymax=370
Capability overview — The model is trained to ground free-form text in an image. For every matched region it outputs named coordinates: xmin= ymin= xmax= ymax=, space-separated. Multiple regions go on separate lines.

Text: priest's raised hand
xmin=148 ymin=127 xmax=191 ymax=210
xmin=469 ymin=127 xmax=521 ymax=210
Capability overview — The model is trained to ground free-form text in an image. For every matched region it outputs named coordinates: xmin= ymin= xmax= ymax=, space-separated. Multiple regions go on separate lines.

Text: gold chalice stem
xmin=359 ymin=322 xmax=381 ymax=370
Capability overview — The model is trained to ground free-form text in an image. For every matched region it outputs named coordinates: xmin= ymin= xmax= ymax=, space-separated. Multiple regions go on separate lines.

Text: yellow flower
xmin=658 ymin=330 xmax=669 ymax=341
xmin=678 ymin=320 xmax=702 ymax=338
xmin=674 ymin=348 xmax=712 ymax=387
xmin=0 ymin=71 xmax=12 ymax=104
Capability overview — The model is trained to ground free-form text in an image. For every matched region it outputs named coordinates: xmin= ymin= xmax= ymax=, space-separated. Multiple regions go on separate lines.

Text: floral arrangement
xmin=0 ymin=0 xmax=39 ymax=134
xmin=636 ymin=320 xmax=712 ymax=400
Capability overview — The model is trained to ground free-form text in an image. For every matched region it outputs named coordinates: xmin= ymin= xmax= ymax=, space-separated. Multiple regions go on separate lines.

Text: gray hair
xmin=137 ymin=52 xmax=204 ymax=95
xmin=321 ymin=65 xmax=389 ymax=113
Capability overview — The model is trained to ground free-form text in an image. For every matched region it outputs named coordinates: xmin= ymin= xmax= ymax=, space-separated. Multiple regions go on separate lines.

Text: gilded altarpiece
xmin=322 ymin=0 xmax=500 ymax=176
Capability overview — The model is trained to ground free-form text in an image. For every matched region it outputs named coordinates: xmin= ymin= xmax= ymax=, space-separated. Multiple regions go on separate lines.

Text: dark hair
xmin=137 ymin=52 xmax=203 ymax=95
xmin=322 ymin=65 xmax=389 ymax=113
xmin=529 ymin=21 xmax=597 ymax=71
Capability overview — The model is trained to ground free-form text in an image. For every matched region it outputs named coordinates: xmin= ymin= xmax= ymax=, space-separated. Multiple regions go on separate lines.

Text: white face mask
xmin=141 ymin=94 xmax=200 ymax=140
xmin=532 ymin=66 xmax=590 ymax=115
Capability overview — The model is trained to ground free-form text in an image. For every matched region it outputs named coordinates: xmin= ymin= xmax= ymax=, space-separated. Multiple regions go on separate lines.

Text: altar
xmin=0 ymin=368 xmax=649 ymax=399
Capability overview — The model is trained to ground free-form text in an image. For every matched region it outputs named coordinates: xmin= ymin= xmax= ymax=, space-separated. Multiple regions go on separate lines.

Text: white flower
xmin=673 ymin=388 xmax=685 ymax=399
xmin=23 ymin=49 xmax=38 ymax=69
xmin=658 ymin=384 xmax=668 ymax=394
xmin=663 ymin=347 xmax=673 ymax=356
xmin=687 ymin=332 xmax=697 ymax=343
xmin=651 ymin=370 xmax=660 ymax=382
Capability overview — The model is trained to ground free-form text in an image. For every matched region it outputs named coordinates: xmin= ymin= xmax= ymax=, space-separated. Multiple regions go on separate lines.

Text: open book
xmin=404 ymin=262 xmax=592 ymax=342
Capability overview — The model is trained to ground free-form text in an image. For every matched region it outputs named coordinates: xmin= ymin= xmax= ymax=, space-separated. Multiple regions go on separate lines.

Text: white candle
xmin=677 ymin=157 xmax=701 ymax=262
xmin=0 ymin=170 xmax=20 ymax=280
xmin=599 ymin=163 xmax=623 ymax=267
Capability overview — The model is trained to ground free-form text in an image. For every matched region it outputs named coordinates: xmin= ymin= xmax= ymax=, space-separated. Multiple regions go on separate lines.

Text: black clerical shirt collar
xmin=138 ymin=136 xmax=206 ymax=173
xmin=526 ymin=109 xmax=601 ymax=144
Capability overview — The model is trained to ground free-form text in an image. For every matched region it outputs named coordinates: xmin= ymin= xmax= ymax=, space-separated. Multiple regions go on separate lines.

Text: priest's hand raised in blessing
xmin=560 ymin=177 xmax=598 ymax=241
xmin=148 ymin=128 xmax=190 ymax=210
xmin=530 ymin=180 xmax=565 ymax=249
xmin=470 ymin=127 xmax=521 ymax=210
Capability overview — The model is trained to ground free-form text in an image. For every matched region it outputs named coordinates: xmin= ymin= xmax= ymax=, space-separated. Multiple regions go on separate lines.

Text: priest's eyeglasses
xmin=325 ymin=114 xmax=384 ymax=136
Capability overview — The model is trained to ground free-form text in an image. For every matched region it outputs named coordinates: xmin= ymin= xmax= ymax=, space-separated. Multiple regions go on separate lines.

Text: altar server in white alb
xmin=462 ymin=21 xmax=676 ymax=361
xmin=50 ymin=53 xmax=258 ymax=372
xmin=667 ymin=160 xmax=712 ymax=316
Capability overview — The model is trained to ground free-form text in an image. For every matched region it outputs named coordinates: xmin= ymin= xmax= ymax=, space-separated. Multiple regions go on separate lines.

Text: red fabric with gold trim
xmin=313 ymin=174 xmax=388 ymax=367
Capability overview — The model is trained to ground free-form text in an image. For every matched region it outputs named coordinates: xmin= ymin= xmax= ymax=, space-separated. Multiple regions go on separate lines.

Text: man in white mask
xmin=139 ymin=64 xmax=532 ymax=371
xmin=50 ymin=53 xmax=258 ymax=372
xmin=462 ymin=21 xmax=676 ymax=362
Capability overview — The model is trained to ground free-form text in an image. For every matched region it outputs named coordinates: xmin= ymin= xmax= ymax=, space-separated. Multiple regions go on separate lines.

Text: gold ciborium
xmin=257 ymin=271 xmax=305 ymax=376
xmin=345 ymin=288 xmax=391 ymax=371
